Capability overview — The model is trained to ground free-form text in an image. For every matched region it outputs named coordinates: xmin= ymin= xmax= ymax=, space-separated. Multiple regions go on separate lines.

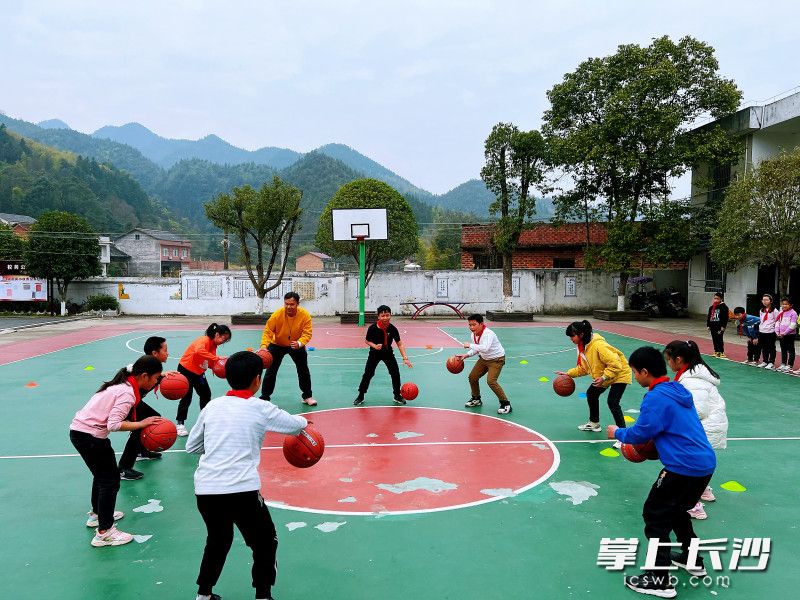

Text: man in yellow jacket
xmin=556 ymin=320 xmax=631 ymax=436
xmin=259 ymin=292 xmax=316 ymax=406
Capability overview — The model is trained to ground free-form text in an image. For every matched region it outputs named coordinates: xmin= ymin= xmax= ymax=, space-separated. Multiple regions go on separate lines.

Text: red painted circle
xmin=259 ymin=406 xmax=559 ymax=515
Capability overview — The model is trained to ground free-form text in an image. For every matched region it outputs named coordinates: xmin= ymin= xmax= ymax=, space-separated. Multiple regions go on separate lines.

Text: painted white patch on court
xmin=532 ymin=443 xmax=547 ymax=449
xmin=377 ymin=477 xmax=458 ymax=494
xmin=625 ymin=409 xmax=640 ymax=414
xmin=339 ymin=477 xmax=353 ymax=482
xmin=549 ymin=481 xmax=600 ymax=505
xmin=338 ymin=496 xmax=357 ymax=503
xmin=315 ymin=521 xmax=346 ymax=533
xmin=366 ymin=433 xmax=378 ymax=438
xmin=132 ymin=534 xmax=152 ymax=543
xmin=286 ymin=522 xmax=307 ymax=531
xmin=133 ymin=499 xmax=163 ymax=513
xmin=394 ymin=431 xmax=423 ymax=440
xmin=480 ymin=488 xmax=515 ymax=497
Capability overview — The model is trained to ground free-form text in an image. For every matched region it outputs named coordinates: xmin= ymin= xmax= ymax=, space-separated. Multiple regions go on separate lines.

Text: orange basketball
xmin=400 ymin=382 xmax=419 ymax=401
xmin=256 ymin=349 xmax=273 ymax=369
xmin=636 ymin=439 xmax=659 ymax=460
xmin=211 ymin=357 xmax=227 ymax=378
xmin=159 ymin=373 xmax=189 ymax=400
xmin=140 ymin=419 xmax=177 ymax=452
xmin=552 ymin=374 xmax=576 ymax=397
xmin=446 ymin=355 xmax=464 ymax=374
xmin=620 ymin=443 xmax=646 ymax=463
xmin=283 ymin=426 xmax=325 ymax=468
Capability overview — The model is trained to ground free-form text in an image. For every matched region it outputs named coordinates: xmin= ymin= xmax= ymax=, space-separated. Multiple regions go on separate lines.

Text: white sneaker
xmin=757 ymin=362 xmax=767 ymax=368
xmin=794 ymin=369 xmax=800 ymax=376
xmin=86 ymin=510 xmax=124 ymax=528
xmin=765 ymin=363 xmax=775 ymax=370
xmin=700 ymin=486 xmax=716 ymax=502
xmin=91 ymin=525 xmax=134 ymax=547
xmin=740 ymin=359 xmax=750 ymax=364
xmin=176 ymin=424 xmax=189 ymax=437
xmin=612 ymin=440 xmax=622 ymax=449
xmin=577 ymin=421 xmax=601 ymax=432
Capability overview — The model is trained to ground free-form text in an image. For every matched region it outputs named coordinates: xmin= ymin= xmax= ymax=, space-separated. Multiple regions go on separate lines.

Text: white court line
xmin=3 ymin=435 xmax=798 ymax=460
xmin=0 ymin=331 xmax=134 ymax=367
xmin=124 ymin=332 xmax=178 ymax=362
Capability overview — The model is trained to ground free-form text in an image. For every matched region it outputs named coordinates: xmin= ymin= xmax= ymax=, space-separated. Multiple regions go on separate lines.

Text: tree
xmin=0 ymin=223 xmax=25 ymax=260
xmin=25 ymin=211 xmax=101 ymax=303
xmin=543 ymin=35 xmax=741 ymax=310
xmin=315 ymin=179 xmax=418 ymax=287
xmin=205 ymin=176 xmax=302 ymax=313
xmin=711 ymin=149 xmax=800 ymax=296
xmin=481 ymin=124 xmax=552 ymax=307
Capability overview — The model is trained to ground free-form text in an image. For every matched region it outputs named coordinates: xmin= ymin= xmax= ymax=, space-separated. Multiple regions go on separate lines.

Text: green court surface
xmin=1 ymin=325 xmax=797 ymax=599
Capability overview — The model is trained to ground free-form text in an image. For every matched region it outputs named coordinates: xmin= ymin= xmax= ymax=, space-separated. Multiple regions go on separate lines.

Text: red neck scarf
xmin=377 ymin=319 xmax=390 ymax=348
xmin=127 ymin=375 xmax=142 ymax=420
xmin=673 ymin=365 xmax=689 ymax=381
xmin=762 ymin=306 xmax=772 ymax=322
xmin=712 ymin=300 xmax=720 ymax=307
xmin=226 ymin=390 xmax=254 ymax=399
xmin=648 ymin=376 xmax=670 ymax=391
xmin=473 ymin=325 xmax=486 ymax=345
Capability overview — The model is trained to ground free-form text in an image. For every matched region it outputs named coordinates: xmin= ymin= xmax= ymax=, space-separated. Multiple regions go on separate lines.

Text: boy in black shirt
xmin=354 ymin=305 xmax=413 ymax=406
xmin=706 ymin=291 xmax=730 ymax=358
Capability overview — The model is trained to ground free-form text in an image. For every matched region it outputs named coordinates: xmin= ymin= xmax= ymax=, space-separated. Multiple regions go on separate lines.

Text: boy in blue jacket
xmin=608 ymin=346 xmax=716 ymax=598
xmin=733 ymin=306 xmax=760 ymax=365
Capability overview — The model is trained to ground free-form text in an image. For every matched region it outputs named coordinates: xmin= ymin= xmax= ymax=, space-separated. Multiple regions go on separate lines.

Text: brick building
xmin=114 ymin=228 xmax=192 ymax=277
xmin=461 ymin=223 xmax=607 ymax=270
xmin=0 ymin=212 xmax=36 ymax=238
xmin=295 ymin=251 xmax=334 ymax=272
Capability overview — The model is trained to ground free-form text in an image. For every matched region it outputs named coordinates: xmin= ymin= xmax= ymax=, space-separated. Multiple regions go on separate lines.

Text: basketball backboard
xmin=332 ymin=208 xmax=388 ymax=241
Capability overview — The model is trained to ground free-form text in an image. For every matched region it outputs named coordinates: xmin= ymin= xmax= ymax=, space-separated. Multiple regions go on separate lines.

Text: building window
xmin=472 ymin=253 xmax=499 ymax=270
xmin=162 ymin=247 xmax=169 ymax=257
xmin=172 ymin=248 xmax=178 ymax=257
xmin=553 ymin=258 xmax=576 ymax=268
xmin=181 ymin=249 xmax=188 ymax=258
xmin=705 ymin=253 xmax=726 ymax=292
xmin=708 ymin=163 xmax=731 ymax=205
xmin=134 ymin=234 xmax=140 ymax=240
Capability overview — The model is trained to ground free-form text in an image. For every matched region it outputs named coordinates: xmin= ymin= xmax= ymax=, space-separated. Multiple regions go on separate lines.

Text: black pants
xmin=176 ymin=364 xmax=212 ymax=423
xmin=118 ymin=400 xmax=161 ymax=470
xmin=779 ymin=334 xmax=796 ymax=368
xmin=196 ymin=491 xmax=277 ymax=598
xmin=747 ymin=339 xmax=760 ymax=362
xmin=709 ymin=325 xmax=725 ymax=353
xmin=643 ymin=469 xmax=713 ymax=567
xmin=586 ymin=382 xmax=627 ymax=427
xmin=69 ymin=430 xmax=121 ymax=531
xmin=358 ymin=350 xmax=401 ymax=398
xmin=758 ymin=332 xmax=777 ymax=364
xmin=260 ymin=344 xmax=312 ymax=401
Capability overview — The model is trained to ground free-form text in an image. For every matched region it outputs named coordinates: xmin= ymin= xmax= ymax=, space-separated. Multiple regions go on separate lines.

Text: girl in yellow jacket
xmin=556 ymin=320 xmax=631 ymax=435
xmin=175 ymin=323 xmax=232 ymax=436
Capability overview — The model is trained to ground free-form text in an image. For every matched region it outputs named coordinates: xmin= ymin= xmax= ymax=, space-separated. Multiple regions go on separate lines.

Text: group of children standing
xmin=709 ymin=292 xmax=799 ymax=373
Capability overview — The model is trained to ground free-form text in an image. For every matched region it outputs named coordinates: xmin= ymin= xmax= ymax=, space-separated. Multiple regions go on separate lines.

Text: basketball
xmin=620 ymin=440 xmax=659 ymax=463
xmin=446 ymin=355 xmax=464 ymax=374
xmin=283 ymin=426 xmax=325 ymax=468
xmin=159 ymin=373 xmax=189 ymax=400
xmin=256 ymin=348 xmax=273 ymax=369
xmin=552 ymin=374 xmax=576 ymax=397
xmin=140 ymin=419 xmax=178 ymax=452
xmin=400 ymin=382 xmax=419 ymax=401
xmin=211 ymin=357 xmax=227 ymax=378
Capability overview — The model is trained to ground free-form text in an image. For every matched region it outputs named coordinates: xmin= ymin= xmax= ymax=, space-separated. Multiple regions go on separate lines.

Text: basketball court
xmin=0 ymin=318 xmax=797 ymax=599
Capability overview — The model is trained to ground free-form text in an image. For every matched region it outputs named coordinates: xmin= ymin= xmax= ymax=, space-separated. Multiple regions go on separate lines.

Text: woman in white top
xmin=757 ymin=293 xmax=779 ymax=369
xmin=456 ymin=314 xmax=512 ymax=414
xmin=664 ymin=340 xmax=729 ymax=521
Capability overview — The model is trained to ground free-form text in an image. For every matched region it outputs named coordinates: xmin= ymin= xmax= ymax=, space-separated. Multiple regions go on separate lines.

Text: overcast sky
xmin=2 ymin=1 xmax=798 ymax=194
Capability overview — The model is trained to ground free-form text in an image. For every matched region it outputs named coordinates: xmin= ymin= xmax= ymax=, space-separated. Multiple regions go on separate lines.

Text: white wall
xmin=687 ymin=254 xmax=757 ymax=315
xmin=69 ymin=269 xmax=619 ymax=316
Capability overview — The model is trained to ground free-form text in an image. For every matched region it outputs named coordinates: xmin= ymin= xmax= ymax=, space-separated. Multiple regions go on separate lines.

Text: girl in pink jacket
xmin=775 ymin=297 xmax=798 ymax=372
xmin=69 ymin=356 xmax=163 ymax=547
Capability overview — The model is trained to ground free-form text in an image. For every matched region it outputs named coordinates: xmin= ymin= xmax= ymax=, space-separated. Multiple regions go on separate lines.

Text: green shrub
xmin=84 ymin=294 xmax=119 ymax=311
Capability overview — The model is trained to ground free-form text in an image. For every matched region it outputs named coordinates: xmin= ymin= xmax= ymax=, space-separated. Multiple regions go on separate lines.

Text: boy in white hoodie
xmin=663 ymin=340 xmax=729 ymax=520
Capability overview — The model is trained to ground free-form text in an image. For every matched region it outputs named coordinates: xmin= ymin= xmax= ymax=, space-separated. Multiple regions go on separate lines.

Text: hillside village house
xmin=295 ymin=251 xmax=334 ymax=272
xmin=114 ymin=228 xmax=191 ymax=277
xmin=0 ymin=212 xmax=36 ymax=237
xmin=688 ymin=90 xmax=800 ymax=314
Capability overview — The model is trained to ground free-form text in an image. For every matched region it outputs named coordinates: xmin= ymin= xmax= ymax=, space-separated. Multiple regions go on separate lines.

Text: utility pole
xmin=222 ymin=229 xmax=229 ymax=270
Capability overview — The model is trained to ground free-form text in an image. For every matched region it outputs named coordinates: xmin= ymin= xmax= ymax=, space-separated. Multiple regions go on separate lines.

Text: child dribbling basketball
xmin=456 ymin=314 xmax=512 ymax=414
xmin=69 ymin=356 xmax=164 ymax=547
xmin=186 ymin=351 xmax=308 ymax=600
xmin=175 ymin=323 xmax=231 ymax=437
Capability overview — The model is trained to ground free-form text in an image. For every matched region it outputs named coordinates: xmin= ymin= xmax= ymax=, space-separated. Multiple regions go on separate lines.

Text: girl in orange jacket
xmin=175 ymin=323 xmax=232 ymax=436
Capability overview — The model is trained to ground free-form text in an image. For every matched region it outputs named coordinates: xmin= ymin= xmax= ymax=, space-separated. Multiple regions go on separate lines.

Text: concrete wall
xmin=114 ymin=234 xmax=161 ymax=277
xmin=69 ymin=269 xmax=619 ymax=316
xmin=687 ymin=253 xmax=757 ymax=315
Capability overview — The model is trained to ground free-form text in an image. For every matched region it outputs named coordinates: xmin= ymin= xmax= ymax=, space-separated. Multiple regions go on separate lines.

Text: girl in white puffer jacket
xmin=664 ymin=340 xmax=729 ymax=520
